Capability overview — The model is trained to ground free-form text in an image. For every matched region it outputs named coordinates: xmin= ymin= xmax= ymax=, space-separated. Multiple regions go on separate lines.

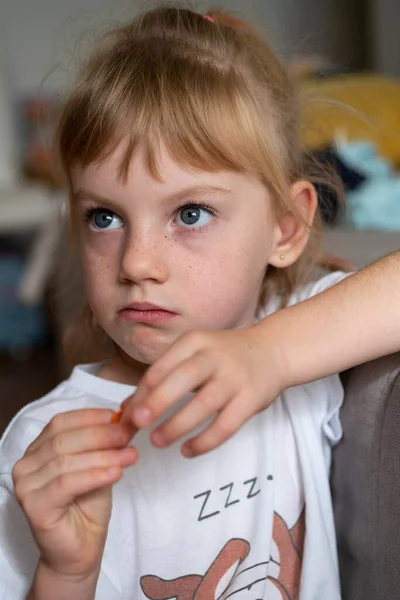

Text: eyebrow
xmin=72 ymin=185 xmax=231 ymax=205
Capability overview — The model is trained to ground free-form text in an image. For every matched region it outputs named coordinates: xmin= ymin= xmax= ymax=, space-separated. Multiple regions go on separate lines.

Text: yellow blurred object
xmin=300 ymin=74 xmax=400 ymax=167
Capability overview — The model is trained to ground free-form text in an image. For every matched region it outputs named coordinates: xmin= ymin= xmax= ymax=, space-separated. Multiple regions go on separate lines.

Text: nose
xmin=119 ymin=228 xmax=168 ymax=284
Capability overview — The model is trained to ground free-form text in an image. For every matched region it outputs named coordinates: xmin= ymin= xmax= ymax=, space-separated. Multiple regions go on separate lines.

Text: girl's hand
xmin=12 ymin=409 xmax=137 ymax=579
xmin=120 ymin=325 xmax=286 ymax=457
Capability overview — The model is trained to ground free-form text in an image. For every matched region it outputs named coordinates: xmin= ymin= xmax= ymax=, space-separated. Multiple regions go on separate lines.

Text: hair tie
xmin=204 ymin=15 xmax=215 ymax=23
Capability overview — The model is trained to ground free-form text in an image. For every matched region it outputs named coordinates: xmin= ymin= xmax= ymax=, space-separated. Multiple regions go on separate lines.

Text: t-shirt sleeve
xmin=262 ymin=271 xmax=353 ymax=317
xmin=295 ymin=273 xmax=351 ymax=451
xmin=0 ymin=416 xmax=47 ymax=599
xmin=0 ymin=478 xmax=40 ymax=599
xmin=294 ymin=272 xmax=351 ymax=449
xmin=268 ymin=272 xmax=351 ymax=457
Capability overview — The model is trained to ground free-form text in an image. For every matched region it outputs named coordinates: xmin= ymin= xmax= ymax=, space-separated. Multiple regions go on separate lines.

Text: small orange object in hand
xmin=111 ymin=409 xmax=124 ymax=424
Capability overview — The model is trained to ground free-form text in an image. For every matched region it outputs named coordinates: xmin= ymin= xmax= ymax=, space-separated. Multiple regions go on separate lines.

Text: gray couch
xmin=333 ymin=355 xmax=400 ymax=600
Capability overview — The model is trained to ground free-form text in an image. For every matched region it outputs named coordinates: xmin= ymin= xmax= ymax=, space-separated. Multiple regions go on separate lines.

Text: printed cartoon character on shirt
xmin=140 ymin=509 xmax=305 ymax=600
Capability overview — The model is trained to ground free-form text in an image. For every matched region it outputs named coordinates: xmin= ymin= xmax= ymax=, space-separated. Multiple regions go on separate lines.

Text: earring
xmin=279 ymin=255 xmax=285 ymax=261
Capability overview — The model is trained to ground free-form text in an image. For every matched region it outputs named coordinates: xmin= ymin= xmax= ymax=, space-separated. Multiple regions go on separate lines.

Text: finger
xmin=23 ymin=466 xmax=125 ymax=525
xmin=26 ymin=409 xmax=116 ymax=455
xmin=151 ymin=381 xmax=231 ymax=448
xmin=181 ymin=394 xmax=254 ymax=457
xmin=127 ymin=352 xmax=214 ymax=428
xmin=130 ymin=331 xmax=209 ymax=407
xmin=17 ymin=446 xmax=138 ymax=495
xmin=15 ymin=422 xmax=136 ymax=479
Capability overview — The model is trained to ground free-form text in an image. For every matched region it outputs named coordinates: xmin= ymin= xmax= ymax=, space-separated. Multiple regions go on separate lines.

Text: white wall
xmin=252 ymin=0 xmax=337 ymax=59
xmin=0 ymin=0 xmax=133 ymax=95
xmin=0 ymin=0 xmax=338 ymax=96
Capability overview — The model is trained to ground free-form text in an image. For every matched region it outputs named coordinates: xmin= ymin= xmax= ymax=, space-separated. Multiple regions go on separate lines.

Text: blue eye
xmin=86 ymin=208 xmax=123 ymax=231
xmin=176 ymin=205 xmax=214 ymax=228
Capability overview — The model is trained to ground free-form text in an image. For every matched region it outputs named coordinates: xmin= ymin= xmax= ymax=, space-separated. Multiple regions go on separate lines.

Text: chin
xmin=116 ymin=326 xmax=177 ymax=365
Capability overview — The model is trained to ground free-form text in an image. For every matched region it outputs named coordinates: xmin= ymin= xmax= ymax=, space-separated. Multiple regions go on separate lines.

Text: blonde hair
xmin=56 ymin=4 xmax=333 ymax=364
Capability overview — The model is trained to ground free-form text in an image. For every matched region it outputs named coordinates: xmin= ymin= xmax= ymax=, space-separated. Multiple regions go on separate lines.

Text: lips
xmin=118 ymin=302 xmax=178 ymax=325
xmin=122 ymin=302 xmax=169 ymax=311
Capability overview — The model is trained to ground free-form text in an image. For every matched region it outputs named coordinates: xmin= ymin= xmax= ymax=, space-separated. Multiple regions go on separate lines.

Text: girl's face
xmin=71 ymin=144 xmax=282 ymax=366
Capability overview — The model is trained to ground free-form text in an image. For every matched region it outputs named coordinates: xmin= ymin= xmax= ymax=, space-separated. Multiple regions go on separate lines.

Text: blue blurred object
xmin=337 ymin=141 xmax=400 ymax=230
xmin=345 ymin=179 xmax=400 ymax=230
xmin=0 ymin=255 xmax=46 ymax=352
xmin=337 ymin=141 xmax=392 ymax=180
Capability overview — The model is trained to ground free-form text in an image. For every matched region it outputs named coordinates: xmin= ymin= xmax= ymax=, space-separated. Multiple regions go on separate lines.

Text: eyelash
xmin=83 ymin=205 xmax=121 ymax=225
xmin=174 ymin=202 xmax=217 ymax=226
xmin=82 ymin=202 xmax=217 ymax=229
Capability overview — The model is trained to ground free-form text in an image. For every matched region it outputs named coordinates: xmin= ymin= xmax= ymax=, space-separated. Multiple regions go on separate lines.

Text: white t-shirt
xmin=0 ymin=272 xmax=348 ymax=600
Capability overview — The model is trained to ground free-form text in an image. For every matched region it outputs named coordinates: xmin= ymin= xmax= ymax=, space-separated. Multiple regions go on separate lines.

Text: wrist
xmin=252 ymin=313 xmax=291 ymax=393
xmin=27 ymin=560 xmax=100 ymax=600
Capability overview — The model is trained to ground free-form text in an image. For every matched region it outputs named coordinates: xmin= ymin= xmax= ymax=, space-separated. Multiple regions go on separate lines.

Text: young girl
xmin=0 ymin=6 xmax=349 ymax=600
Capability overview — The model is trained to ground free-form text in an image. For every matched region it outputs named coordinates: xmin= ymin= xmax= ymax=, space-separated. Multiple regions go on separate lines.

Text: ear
xmin=269 ymin=180 xmax=318 ymax=268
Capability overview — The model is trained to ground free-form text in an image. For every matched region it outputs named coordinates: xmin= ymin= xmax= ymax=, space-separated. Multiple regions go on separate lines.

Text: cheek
xmin=183 ymin=234 xmax=267 ymax=310
xmin=80 ymin=234 xmax=120 ymax=300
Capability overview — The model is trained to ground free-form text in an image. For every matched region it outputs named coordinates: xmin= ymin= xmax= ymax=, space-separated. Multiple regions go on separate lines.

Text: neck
xmin=97 ymin=347 xmax=148 ymax=386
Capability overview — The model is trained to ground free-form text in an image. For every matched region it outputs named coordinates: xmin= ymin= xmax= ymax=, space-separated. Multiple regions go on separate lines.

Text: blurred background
xmin=1 ymin=0 xmax=400 ymax=434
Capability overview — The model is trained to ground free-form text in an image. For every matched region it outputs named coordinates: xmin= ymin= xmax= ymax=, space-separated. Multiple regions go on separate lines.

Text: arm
xmin=120 ymin=251 xmax=400 ymax=457
xmin=26 ymin=562 xmax=99 ymax=600
xmin=263 ymin=250 xmax=400 ymax=388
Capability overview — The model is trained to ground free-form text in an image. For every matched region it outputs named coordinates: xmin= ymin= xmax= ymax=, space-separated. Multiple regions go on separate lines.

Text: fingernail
xmin=133 ymin=406 xmax=152 ymax=427
xmin=120 ymin=447 xmax=137 ymax=461
xmin=107 ymin=467 xmax=121 ymax=477
xmin=181 ymin=444 xmax=193 ymax=458
xmin=152 ymin=431 xmax=167 ymax=448
xmin=100 ymin=410 xmax=115 ymax=423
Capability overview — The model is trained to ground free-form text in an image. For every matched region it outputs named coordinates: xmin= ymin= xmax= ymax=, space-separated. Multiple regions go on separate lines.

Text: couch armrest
xmin=332 ymin=353 xmax=400 ymax=600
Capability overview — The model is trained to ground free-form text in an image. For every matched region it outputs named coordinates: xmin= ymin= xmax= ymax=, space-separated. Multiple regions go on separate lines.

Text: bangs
xmin=57 ymin=39 xmax=278 ymax=185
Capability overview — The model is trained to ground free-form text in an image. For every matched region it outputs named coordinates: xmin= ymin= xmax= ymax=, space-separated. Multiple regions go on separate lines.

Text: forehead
xmin=71 ymin=142 xmax=269 ymax=202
